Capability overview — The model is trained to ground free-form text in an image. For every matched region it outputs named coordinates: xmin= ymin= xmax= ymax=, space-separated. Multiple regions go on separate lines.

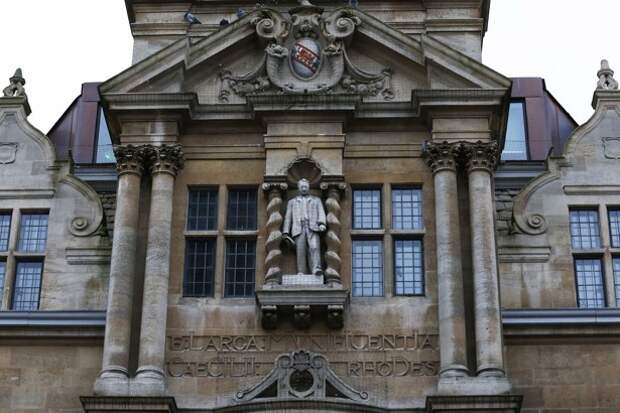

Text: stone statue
xmin=2 ymin=69 xmax=27 ymax=98
xmin=597 ymin=59 xmax=619 ymax=90
xmin=282 ymin=178 xmax=327 ymax=275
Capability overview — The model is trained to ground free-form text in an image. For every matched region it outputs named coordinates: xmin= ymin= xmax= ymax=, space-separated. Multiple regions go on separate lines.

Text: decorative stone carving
xmin=597 ymin=59 xmax=619 ymax=90
xmin=262 ymin=182 xmax=288 ymax=285
xmin=602 ymin=137 xmax=620 ymax=159
xmin=282 ymin=178 xmax=327 ymax=276
xmin=113 ymin=144 xmax=150 ymax=176
xmin=219 ymin=7 xmax=393 ymax=101
xmin=422 ymin=141 xmax=460 ymax=173
xmin=2 ymin=69 xmax=27 ymax=98
xmin=460 ymin=141 xmax=499 ymax=173
xmin=320 ymin=181 xmax=346 ymax=286
xmin=147 ymin=144 xmax=185 ymax=176
xmin=235 ymin=350 xmax=368 ymax=402
xmin=0 ymin=143 xmax=18 ymax=164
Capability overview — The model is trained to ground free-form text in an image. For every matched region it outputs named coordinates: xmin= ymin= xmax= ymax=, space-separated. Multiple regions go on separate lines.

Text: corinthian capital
xmin=114 ymin=144 xmax=150 ymax=176
xmin=422 ymin=141 xmax=460 ymax=173
xmin=148 ymin=144 xmax=185 ymax=176
xmin=460 ymin=141 xmax=499 ymax=173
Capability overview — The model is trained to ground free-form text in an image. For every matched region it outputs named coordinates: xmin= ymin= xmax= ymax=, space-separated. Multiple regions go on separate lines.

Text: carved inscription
xmin=166 ymin=331 xmax=440 ymax=379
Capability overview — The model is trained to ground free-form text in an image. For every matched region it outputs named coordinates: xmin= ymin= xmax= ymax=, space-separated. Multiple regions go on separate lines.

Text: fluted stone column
xmin=262 ymin=182 xmax=288 ymax=286
xmin=134 ymin=144 xmax=184 ymax=395
xmin=462 ymin=141 xmax=505 ymax=377
xmin=423 ymin=141 xmax=469 ymax=378
xmin=95 ymin=145 xmax=148 ymax=396
xmin=320 ymin=181 xmax=346 ymax=287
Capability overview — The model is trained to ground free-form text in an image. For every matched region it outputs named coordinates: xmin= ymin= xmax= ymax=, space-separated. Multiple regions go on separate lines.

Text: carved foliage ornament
xmin=219 ymin=7 xmax=393 ymax=101
xmin=114 ymin=144 xmax=185 ymax=176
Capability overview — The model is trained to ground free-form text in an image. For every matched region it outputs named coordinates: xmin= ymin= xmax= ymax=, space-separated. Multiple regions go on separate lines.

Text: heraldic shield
xmin=219 ymin=5 xmax=394 ymax=100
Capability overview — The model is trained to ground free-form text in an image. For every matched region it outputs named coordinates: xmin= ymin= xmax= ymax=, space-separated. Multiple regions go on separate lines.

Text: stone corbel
xmin=320 ymin=181 xmax=346 ymax=287
xmin=261 ymin=182 xmax=288 ymax=285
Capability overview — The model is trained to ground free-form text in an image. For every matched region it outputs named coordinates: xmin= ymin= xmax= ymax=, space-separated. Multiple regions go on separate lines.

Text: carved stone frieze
xmin=235 ymin=350 xmax=368 ymax=402
xmin=219 ymin=7 xmax=393 ymax=101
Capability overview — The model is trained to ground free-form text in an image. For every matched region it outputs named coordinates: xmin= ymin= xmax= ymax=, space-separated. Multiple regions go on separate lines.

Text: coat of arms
xmin=219 ymin=6 xmax=393 ymax=101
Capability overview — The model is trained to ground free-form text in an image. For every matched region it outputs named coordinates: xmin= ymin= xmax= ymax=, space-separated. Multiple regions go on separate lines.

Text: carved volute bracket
xmin=320 ymin=181 xmax=346 ymax=287
xmin=147 ymin=144 xmax=185 ymax=176
xmin=262 ymin=182 xmax=289 ymax=285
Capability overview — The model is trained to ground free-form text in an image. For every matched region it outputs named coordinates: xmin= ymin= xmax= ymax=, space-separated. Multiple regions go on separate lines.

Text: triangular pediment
xmin=101 ymin=6 xmax=510 ymax=111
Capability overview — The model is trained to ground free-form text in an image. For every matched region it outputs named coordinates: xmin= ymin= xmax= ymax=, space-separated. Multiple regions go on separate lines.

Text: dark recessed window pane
xmin=394 ymin=239 xmax=424 ymax=296
xmin=392 ymin=188 xmax=423 ymax=230
xmin=12 ymin=261 xmax=43 ymax=311
xmin=0 ymin=213 xmax=11 ymax=251
xmin=574 ymin=258 xmax=605 ymax=309
xmin=187 ymin=189 xmax=218 ymax=231
xmin=609 ymin=210 xmax=620 ymax=248
xmin=501 ymin=101 xmax=528 ymax=161
xmin=569 ymin=209 xmax=601 ymax=249
xmin=353 ymin=189 xmax=382 ymax=229
xmin=613 ymin=258 xmax=620 ymax=308
xmin=95 ymin=108 xmax=115 ymax=164
xmin=183 ymin=239 xmax=215 ymax=297
xmin=227 ymin=189 xmax=257 ymax=230
xmin=224 ymin=239 xmax=256 ymax=297
xmin=0 ymin=261 xmax=5 ymax=307
xmin=18 ymin=213 xmax=48 ymax=252
xmin=352 ymin=240 xmax=383 ymax=297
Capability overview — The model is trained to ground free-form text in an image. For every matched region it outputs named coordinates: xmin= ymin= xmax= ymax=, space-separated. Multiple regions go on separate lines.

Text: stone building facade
xmin=1 ymin=1 xmax=620 ymax=412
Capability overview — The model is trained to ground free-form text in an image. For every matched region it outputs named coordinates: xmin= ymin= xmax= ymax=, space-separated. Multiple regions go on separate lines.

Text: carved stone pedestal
xmin=256 ymin=284 xmax=348 ymax=330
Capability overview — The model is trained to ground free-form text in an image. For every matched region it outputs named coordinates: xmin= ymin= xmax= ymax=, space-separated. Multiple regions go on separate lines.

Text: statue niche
xmin=257 ymin=158 xmax=348 ymax=330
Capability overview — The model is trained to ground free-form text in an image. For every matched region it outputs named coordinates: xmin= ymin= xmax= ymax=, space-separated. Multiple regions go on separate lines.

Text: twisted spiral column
xmin=262 ymin=183 xmax=288 ymax=285
xmin=321 ymin=182 xmax=346 ymax=286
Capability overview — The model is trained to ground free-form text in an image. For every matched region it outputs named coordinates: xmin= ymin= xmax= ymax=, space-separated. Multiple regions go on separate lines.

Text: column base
xmin=426 ymin=395 xmax=522 ymax=412
xmin=439 ymin=364 xmax=470 ymax=378
xmin=93 ymin=368 xmax=130 ymax=396
xmin=131 ymin=367 xmax=166 ymax=396
xmin=437 ymin=375 xmax=512 ymax=396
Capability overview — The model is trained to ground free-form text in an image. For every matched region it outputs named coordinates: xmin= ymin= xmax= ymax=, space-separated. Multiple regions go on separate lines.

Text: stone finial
xmin=597 ymin=59 xmax=619 ymax=90
xmin=2 ymin=68 xmax=27 ymax=98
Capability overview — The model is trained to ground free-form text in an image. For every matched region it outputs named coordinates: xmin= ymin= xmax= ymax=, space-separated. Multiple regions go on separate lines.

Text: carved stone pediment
xmin=219 ymin=7 xmax=393 ymax=102
xmin=235 ymin=350 xmax=368 ymax=403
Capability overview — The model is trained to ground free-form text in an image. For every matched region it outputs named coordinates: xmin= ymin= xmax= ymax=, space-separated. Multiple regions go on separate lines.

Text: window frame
xmin=573 ymin=255 xmax=607 ymax=309
xmin=182 ymin=237 xmax=217 ymax=298
xmin=568 ymin=207 xmax=602 ymax=250
xmin=352 ymin=186 xmax=383 ymax=230
xmin=225 ymin=186 xmax=258 ymax=231
xmin=92 ymin=107 xmax=116 ymax=164
xmin=392 ymin=236 xmax=425 ymax=297
xmin=223 ymin=237 xmax=257 ymax=298
xmin=186 ymin=186 xmax=219 ymax=232
xmin=11 ymin=258 xmax=45 ymax=311
xmin=501 ymin=99 xmax=530 ymax=161
xmin=351 ymin=237 xmax=385 ymax=298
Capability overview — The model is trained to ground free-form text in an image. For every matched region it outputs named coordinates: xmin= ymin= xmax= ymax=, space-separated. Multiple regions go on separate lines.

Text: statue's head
xmin=298 ymin=178 xmax=310 ymax=195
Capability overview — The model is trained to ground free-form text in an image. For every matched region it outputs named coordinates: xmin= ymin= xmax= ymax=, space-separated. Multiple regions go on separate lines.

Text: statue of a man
xmin=283 ymin=178 xmax=327 ymax=275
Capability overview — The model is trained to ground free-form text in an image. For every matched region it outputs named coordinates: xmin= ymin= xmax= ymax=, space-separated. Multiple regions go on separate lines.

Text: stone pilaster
xmin=320 ymin=181 xmax=346 ymax=287
xmin=134 ymin=144 xmax=184 ymax=396
xmin=422 ymin=141 xmax=469 ymax=378
xmin=262 ymin=182 xmax=288 ymax=286
xmin=95 ymin=144 xmax=149 ymax=396
xmin=461 ymin=141 xmax=506 ymax=378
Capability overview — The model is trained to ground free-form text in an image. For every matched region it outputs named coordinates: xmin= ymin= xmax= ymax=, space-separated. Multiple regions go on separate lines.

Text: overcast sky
xmin=0 ymin=1 xmax=618 ymax=132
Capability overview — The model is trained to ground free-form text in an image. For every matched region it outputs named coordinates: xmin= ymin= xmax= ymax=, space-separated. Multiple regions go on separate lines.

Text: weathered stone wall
xmin=0 ymin=343 xmax=102 ymax=412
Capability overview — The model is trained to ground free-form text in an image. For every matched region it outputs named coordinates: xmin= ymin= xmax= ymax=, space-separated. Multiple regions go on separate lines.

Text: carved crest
xmin=219 ymin=7 xmax=393 ymax=101
xmin=602 ymin=137 xmax=620 ymax=159
xmin=235 ymin=350 xmax=368 ymax=402
xmin=0 ymin=143 xmax=18 ymax=164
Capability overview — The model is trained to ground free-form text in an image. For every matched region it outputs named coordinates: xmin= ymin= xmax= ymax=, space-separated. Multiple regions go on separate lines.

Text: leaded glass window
xmin=569 ymin=209 xmax=601 ymax=249
xmin=609 ymin=210 xmax=620 ymax=248
xmin=353 ymin=189 xmax=382 ymax=229
xmin=12 ymin=261 xmax=43 ymax=311
xmin=227 ymin=189 xmax=257 ymax=230
xmin=352 ymin=240 xmax=383 ymax=297
xmin=394 ymin=239 xmax=424 ymax=295
xmin=392 ymin=188 xmax=423 ymax=230
xmin=183 ymin=239 xmax=215 ymax=297
xmin=18 ymin=213 xmax=48 ymax=252
xmin=0 ymin=213 xmax=11 ymax=251
xmin=0 ymin=261 xmax=5 ymax=307
xmin=187 ymin=189 xmax=218 ymax=231
xmin=613 ymin=258 xmax=620 ymax=308
xmin=224 ymin=239 xmax=256 ymax=297
xmin=574 ymin=258 xmax=605 ymax=308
